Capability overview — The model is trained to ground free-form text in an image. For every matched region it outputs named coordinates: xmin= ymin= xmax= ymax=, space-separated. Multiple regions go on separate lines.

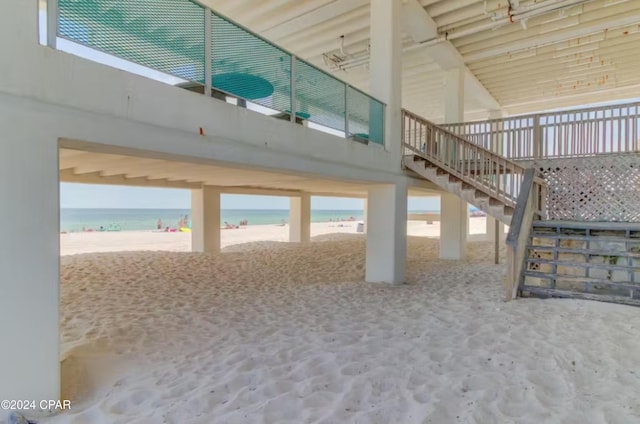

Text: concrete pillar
xmin=370 ymin=0 xmax=402 ymax=159
xmin=440 ymin=68 xmax=467 ymax=260
xmin=366 ymin=182 xmax=408 ymax=284
xmin=289 ymin=193 xmax=311 ymax=242
xmin=441 ymin=193 xmax=468 ymax=260
xmin=191 ymin=186 xmax=220 ymax=253
xmin=362 ymin=198 xmax=368 ymax=233
xmin=0 ymin=118 xmax=60 ymax=417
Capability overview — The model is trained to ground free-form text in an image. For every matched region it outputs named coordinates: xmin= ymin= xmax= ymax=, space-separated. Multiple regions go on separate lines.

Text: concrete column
xmin=191 ymin=186 xmax=220 ymax=253
xmin=369 ymin=0 xmax=402 ymax=158
xmin=289 ymin=193 xmax=311 ymax=242
xmin=440 ymin=68 xmax=467 ymax=260
xmin=441 ymin=193 xmax=468 ymax=260
xmin=366 ymin=182 xmax=408 ymax=284
xmin=0 ymin=120 xmax=60 ymax=417
xmin=362 ymin=198 xmax=368 ymax=233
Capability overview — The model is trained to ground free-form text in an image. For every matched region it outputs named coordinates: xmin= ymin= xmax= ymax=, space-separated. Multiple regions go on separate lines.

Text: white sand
xmin=42 ymin=218 xmax=640 ymax=423
xmin=60 ymin=218 xmax=494 ymax=256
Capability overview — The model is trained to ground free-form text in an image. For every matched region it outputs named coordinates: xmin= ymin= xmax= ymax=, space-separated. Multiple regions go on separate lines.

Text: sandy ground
xmin=40 ymin=218 xmax=640 ymax=423
xmin=60 ymin=218 xmax=497 ymax=255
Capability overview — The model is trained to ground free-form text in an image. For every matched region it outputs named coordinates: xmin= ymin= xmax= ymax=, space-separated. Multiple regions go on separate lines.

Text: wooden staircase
xmin=402 ymin=109 xmax=640 ymax=307
xmin=404 ymin=156 xmax=514 ymax=225
xmin=401 ymin=109 xmax=544 ymax=226
xmin=521 ymin=221 xmax=640 ymax=306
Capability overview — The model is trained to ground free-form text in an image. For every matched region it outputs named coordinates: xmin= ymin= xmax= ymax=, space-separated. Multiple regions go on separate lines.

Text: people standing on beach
xmin=157 ymin=218 xmax=163 ymax=230
xmin=178 ymin=214 xmax=189 ymax=229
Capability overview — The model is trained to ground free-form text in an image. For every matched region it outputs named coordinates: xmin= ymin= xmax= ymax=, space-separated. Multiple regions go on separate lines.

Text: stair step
xmin=522 ymin=272 xmax=640 ymax=295
xmin=529 ymin=233 xmax=640 ymax=244
xmin=533 ymin=220 xmax=640 ymax=232
xmin=526 ymin=258 xmax=637 ymax=272
xmin=527 ymin=245 xmax=640 ymax=258
xmin=523 ymin=270 xmax=638 ymax=285
xmin=489 ymin=197 xmax=503 ymax=207
xmin=521 ymin=287 xmax=640 ymax=307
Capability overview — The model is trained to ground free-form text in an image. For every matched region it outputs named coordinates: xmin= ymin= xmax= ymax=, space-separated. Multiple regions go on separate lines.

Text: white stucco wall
xmin=0 ymin=107 xmax=60 ymax=416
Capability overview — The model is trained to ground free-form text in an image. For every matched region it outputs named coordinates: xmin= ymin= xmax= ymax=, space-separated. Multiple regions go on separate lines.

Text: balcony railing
xmin=47 ymin=0 xmax=385 ymax=145
xmin=443 ymin=101 xmax=640 ymax=161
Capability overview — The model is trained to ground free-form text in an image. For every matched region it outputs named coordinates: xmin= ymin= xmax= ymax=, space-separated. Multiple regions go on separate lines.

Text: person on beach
xmin=157 ymin=218 xmax=163 ymax=230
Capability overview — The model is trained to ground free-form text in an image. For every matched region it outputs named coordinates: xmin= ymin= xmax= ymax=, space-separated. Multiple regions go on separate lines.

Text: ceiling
xmin=200 ymin=0 xmax=640 ymax=121
xmin=59 ymin=148 xmax=438 ymax=197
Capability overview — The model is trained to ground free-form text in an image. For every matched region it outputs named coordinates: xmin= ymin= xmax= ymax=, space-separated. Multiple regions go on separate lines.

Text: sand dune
xmin=41 ymin=227 xmax=640 ymax=423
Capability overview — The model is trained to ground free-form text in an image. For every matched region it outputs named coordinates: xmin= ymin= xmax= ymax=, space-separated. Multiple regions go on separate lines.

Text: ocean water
xmin=60 ymin=208 xmax=367 ymax=232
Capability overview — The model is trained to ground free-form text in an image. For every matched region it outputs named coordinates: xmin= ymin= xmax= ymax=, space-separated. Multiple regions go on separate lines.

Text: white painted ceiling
xmin=200 ymin=0 xmax=640 ymax=121
xmin=59 ymin=148 xmax=438 ymax=196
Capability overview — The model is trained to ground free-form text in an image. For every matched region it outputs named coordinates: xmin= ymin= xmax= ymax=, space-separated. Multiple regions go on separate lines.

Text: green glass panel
xmin=211 ymin=14 xmax=291 ymax=113
xmin=58 ymin=0 xmax=205 ymax=82
xmin=347 ymin=86 xmax=384 ymax=144
xmin=294 ymin=59 xmax=346 ymax=132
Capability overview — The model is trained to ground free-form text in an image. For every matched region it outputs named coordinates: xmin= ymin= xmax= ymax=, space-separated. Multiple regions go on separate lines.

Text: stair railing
xmin=402 ymin=109 xmax=545 ymax=212
xmin=505 ymin=167 xmax=544 ymax=301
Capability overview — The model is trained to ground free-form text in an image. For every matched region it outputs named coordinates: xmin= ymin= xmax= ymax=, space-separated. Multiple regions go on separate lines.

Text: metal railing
xmin=443 ymin=101 xmax=640 ymax=160
xmin=402 ymin=109 xmax=546 ymax=214
xmin=48 ymin=0 xmax=385 ymax=145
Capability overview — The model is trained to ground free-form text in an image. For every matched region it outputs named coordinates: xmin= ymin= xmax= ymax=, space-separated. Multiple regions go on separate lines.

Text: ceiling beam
xmin=262 ymin=0 xmax=369 ymax=41
xmin=402 ymin=0 xmax=501 ymax=111
xmin=60 ymin=168 xmax=202 ymax=189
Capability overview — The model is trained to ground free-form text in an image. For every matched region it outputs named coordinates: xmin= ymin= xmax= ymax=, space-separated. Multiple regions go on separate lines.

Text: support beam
xmin=191 ymin=186 xmax=221 ymax=253
xmin=401 ymin=0 xmax=500 ymax=111
xmin=370 ymin=0 xmax=402 ymax=158
xmin=440 ymin=68 xmax=467 ymax=260
xmin=0 ymin=124 xmax=59 ymax=419
xmin=362 ymin=198 xmax=368 ymax=233
xmin=289 ymin=193 xmax=311 ymax=243
xmin=440 ymin=193 xmax=468 ymax=260
xmin=366 ymin=183 xmax=407 ymax=284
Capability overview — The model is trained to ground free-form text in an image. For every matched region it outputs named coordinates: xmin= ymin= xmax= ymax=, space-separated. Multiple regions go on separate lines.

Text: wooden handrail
xmin=402 ymin=109 xmax=546 ymax=208
xmin=505 ymin=167 xmax=543 ymax=301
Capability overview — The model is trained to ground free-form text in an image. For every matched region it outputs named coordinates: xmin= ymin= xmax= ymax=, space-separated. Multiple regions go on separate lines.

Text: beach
xmin=47 ymin=217 xmax=640 ymax=423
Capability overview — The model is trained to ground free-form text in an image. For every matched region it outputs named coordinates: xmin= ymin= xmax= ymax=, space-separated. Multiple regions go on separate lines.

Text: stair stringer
xmin=403 ymin=154 xmax=512 ymax=225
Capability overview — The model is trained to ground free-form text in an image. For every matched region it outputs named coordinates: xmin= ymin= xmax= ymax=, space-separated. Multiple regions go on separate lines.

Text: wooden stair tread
xmin=526 ymin=245 xmax=640 ymax=258
xmin=523 ymin=270 xmax=638 ymax=284
xmin=522 ymin=287 xmax=640 ymax=306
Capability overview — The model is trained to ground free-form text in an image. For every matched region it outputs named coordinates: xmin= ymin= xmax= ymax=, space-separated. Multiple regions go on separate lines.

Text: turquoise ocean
xmin=60 ymin=208 xmax=368 ymax=232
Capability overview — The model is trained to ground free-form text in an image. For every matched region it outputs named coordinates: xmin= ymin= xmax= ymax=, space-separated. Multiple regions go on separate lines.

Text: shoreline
xmin=59 ymin=218 xmax=497 ymax=256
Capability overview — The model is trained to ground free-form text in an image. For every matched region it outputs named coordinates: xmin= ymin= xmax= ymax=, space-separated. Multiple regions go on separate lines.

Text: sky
xmin=60 ymin=183 xmax=440 ymax=211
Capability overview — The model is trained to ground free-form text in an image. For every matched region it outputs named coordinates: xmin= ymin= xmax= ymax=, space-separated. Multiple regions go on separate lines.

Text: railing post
xmin=533 ymin=114 xmax=542 ymax=160
xmin=47 ymin=0 xmax=58 ymax=48
xmin=290 ymin=56 xmax=296 ymax=123
xmin=204 ymin=8 xmax=212 ymax=97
